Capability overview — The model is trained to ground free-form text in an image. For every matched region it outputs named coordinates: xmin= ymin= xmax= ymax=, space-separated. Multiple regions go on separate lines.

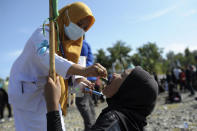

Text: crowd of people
xmin=154 ymin=64 xmax=197 ymax=103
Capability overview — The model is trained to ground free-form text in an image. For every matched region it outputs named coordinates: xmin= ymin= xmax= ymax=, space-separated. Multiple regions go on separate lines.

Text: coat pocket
xmin=10 ymin=82 xmax=46 ymax=113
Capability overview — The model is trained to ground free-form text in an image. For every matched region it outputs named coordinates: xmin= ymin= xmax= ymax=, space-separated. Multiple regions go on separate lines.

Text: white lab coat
xmin=8 ymin=26 xmax=75 ymax=131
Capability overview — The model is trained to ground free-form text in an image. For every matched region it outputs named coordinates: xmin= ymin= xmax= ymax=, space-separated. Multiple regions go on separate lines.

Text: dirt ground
xmin=0 ymin=92 xmax=197 ymax=131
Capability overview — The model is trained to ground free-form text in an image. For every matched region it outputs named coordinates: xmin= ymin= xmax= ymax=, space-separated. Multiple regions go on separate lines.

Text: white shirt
xmin=173 ymin=68 xmax=181 ymax=80
xmin=8 ymin=26 xmax=74 ymax=107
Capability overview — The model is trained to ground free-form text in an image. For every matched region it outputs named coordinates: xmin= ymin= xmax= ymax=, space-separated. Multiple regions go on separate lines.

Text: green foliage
xmin=0 ymin=78 xmax=4 ymax=84
xmin=130 ymin=54 xmax=141 ymax=66
xmin=183 ymin=48 xmax=195 ymax=65
xmin=107 ymin=41 xmax=132 ymax=70
xmin=95 ymin=41 xmax=132 ymax=73
xmin=132 ymin=42 xmax=163 ymax=73
xmin=94 ymin=49 xmax=112 ymax=72
xmin=94 ymin=40 xmax=197 ymax=74
xmin=5 ymin=77 xmax=9 ymax=81
xmin=165 ymin=48 xmax=197 ymax=69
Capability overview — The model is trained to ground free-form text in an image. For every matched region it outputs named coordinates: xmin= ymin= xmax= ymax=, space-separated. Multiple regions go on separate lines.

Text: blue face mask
xmin=64 ymin=10 xmax=85 ymax=40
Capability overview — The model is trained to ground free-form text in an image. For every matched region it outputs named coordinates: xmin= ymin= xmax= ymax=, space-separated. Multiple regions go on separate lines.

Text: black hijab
xmin=104 ymin=66 xmax=158 ymax=131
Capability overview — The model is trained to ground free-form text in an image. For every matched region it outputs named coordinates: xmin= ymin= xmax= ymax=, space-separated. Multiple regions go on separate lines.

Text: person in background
xmin=171 ymin=68 xmax=177 ymax=88
xmin=195 ymin=56 xmax=197 ymax=100
xmin=153 ymin=72 xmax=158 ymax=84
xmin=179 ymin=68 xmax=186 ymax=92
xmin=185 ymin=65 xmax=195 ymax=96
xmin=173 ymin=67 xmax=181 ymax=88
xmin=93 ymin=77 xmax=101 ymax=106
xmin=0 ymin=82 xmax=12 ymax=123
xmin=45 ymin=66 xmax=158 ymax=131
xmin=166 ymin=70 xmax=182 ymax=103
xmin=75 ymin=35 xmax=96 ymax=130
xmin=153 ymin=72 xmax=164 ymax=93
xmin=8 ymin=2 xmax=107 ymax=131
xmin=195 ymin=56 xmax=197 ymax=77
xmin=167 ymin=80 xmax=182 ymax=103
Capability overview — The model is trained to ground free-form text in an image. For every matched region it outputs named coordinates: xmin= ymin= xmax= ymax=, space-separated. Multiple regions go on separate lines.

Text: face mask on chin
xmin=64 ymin=10 xmax=85 ymax=41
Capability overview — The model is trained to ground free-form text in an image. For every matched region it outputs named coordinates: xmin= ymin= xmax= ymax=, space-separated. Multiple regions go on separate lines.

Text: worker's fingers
xmin=95 ymin=63 xmax=107 ymax=73
xmin=94 ymin=66 xmax=107 ymax=77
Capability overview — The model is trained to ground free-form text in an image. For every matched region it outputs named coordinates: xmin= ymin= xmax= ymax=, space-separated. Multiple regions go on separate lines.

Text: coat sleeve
xmin=46 ymin=111 xmax=63 ymax=131
xmin=31 ymin=28 xmax=74 ymax=79
xmin=86 ymin=43 xmax=94 ymax=67
xmin=90 ymin=110 xmax=121 ymax=131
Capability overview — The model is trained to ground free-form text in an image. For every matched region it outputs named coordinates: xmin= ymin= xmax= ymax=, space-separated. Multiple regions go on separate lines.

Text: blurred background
xmin=1 ymin=0 xmax=197 ymax=130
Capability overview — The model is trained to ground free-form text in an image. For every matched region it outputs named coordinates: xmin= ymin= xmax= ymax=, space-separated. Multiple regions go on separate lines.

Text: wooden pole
xmin=49 ymin=0 xmax=56 ymax=81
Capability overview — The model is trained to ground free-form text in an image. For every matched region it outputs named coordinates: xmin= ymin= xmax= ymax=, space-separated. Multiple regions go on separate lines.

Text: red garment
xmin=179 ymin=72 xmax=186 ymax=82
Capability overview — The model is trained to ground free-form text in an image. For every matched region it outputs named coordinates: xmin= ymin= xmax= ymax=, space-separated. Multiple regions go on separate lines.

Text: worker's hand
xmin=76 ymin=78 xmax=94 ymax=94
xmin=44 ymin=76 xmax=61 ymax=112
xmin=85 ymin=63 xmax=107 ymax=78
xmin=67 ymin=63 xmax=107 ymax=78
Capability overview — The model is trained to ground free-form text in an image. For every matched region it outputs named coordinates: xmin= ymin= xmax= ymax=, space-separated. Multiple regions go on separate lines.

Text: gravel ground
xmin=145 ymin=92 xmax=197 ymax=131
xmin=0 ymin=92 xmax=197 ymax=131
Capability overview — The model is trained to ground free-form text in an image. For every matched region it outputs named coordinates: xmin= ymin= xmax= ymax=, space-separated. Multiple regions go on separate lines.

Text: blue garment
xmin=81 ymin=40 xmax=97 ymax=81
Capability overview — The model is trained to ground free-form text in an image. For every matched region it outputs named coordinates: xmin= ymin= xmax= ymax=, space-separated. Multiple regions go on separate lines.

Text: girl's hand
xmin=44 ymin=76 xmax=61 ymax=112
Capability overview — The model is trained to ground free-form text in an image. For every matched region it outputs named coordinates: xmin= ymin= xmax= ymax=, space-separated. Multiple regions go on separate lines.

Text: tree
xmin=165 ymin=48 xmax=197 ymax=71
xmin=130 ymin=54 xmax=141 ymax=66
xmin=184 ymin=48 xmax=195 ymax=65
xmin=135 ymin=42 xmax=163 ymax=73
xmin=0 ymin=78 xmax=4 ymax=84
xmin=94 ymin=49 xmax=112 ymax=72
xmin=107 ymin=41 xmax=132 ymax=70
xmin=166 ymin=51 xmax=176 ymax=68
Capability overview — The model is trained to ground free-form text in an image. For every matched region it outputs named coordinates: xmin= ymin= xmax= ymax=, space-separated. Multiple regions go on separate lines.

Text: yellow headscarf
xmin=55 ymin=2 xmax=95 ymax=115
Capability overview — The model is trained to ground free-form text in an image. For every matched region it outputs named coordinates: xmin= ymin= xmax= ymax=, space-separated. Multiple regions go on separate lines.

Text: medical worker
xmin=8 ymin=2 xmax=107 ymax=131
